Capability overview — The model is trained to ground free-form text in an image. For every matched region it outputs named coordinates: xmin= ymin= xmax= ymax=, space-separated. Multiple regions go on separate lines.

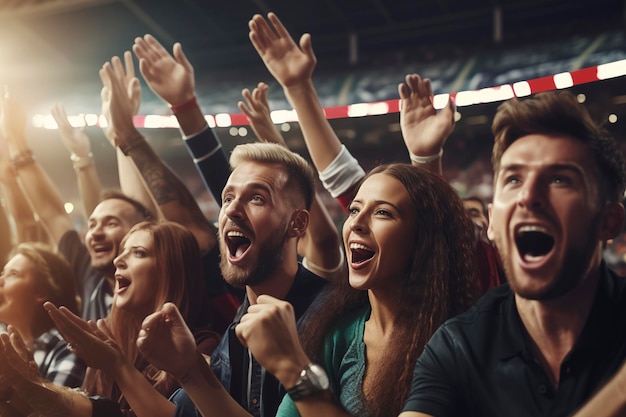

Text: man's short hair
xmin=463 ymin=196 xmax=488 ymax=219
xmin=491 ymin=91 xmax=626 ymax=203
xmin=99 ymin=189 xmax=154 ymax=221
xmin=229 ymin=143 xmax=316 ymax=210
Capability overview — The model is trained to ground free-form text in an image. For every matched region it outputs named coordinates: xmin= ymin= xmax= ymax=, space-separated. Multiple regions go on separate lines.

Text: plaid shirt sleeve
xmin=31 ymin=329 xmax=87 ymax=388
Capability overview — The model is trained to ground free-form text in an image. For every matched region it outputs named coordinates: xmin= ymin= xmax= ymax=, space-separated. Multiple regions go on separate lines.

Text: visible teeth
xmin=518 ymin=225 xmax=548 ymax=234
xmin=227 ymin=231 xmax=247 ymax=238
xmin=350 ymin=243 xmax=371 ymax=251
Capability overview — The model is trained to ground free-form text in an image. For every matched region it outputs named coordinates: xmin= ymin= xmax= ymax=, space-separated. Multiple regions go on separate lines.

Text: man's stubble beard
xmin=219 ymin=220 xmax=288 ymax=288
xmin=496 ymin=215 xmax=601 ymax=300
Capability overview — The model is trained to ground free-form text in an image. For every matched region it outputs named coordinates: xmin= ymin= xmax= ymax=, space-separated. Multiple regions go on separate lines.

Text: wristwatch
xmin=286 ymin=363 xmax=330 ymax=401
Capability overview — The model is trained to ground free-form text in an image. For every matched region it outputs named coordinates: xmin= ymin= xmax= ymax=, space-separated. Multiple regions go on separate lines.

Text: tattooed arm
xmin=99 ymin=55 xmax=215 ymax=251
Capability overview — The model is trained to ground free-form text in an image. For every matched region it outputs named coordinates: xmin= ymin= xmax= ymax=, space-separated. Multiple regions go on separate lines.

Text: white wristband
xmin=409 ymin=148 xmax=443 ymax=164
xmin=318 ymin=145 xmax=365 ymax=198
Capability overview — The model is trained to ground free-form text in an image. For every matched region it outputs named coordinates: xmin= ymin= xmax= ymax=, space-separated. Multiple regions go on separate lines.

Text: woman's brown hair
xmin=82 ymin=221 xmax=211 ymax=411
xmin=299 ymin=163 xmax=481 ymax=417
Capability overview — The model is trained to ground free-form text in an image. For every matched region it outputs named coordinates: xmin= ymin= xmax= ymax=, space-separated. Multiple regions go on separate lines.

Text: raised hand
xmin=5 ymin=326 xmax=40 ymax=382
xmin=137 ymin=303 xmax=198 ymax=380
xmin=0 ymin=130 xmax=13 ymax=182
xmin=0 ymin=331 xmax=44 ymax=404
xmin=0 ymin=331 xmax=82 ymax=417
xmin=99 ymin=52 xmax=142 ymax=147
xmin=133 ymin=34 xmax=195 ymax=106
xmin=235 ymin=295 xmax=309 ymax=386
xmin=249 ymin=13 xmax=316 ymax=89
xmin=237 ymin=82 xmax=286 ymax=145
xmin=399 ymin=73 xmax=455 ymax=157
xmin=0 ymin=89 xmax=29 ymax=157
xmin=99 ymin=55 xmax=143 ymax=151
xmin=44 ymin=302 xmax=124 ymax=373
xmin=51 ymin=104 xmax=92 ymax=158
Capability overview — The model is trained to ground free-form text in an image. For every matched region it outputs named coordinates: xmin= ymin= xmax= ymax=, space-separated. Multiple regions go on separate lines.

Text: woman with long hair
xmin=0 ymin=220 xmax=219 ymax=417
xmin=236 ymin=163 xmax=482 ymax=417
xmin=78 ymin=220 xmax=215 ymax=412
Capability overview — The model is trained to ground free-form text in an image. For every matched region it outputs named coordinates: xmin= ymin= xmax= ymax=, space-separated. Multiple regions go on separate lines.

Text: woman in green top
xmin=237 ymin=163 xmax=482 ymax=417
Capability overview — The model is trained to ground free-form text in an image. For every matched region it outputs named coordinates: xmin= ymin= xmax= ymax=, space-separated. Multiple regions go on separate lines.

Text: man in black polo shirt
xmin=401 ymin=91 xmax=626 ymax=417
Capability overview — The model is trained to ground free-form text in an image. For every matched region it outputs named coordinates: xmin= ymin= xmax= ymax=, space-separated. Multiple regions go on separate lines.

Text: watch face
xmin=308 ymin=364 xmax=330 ymax=390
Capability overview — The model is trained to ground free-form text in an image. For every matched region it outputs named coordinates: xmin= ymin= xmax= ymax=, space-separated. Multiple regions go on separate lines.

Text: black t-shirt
xmin=58 ymin=230 xmax=111 ymax=321
xmin=403 ymin=263 xmax=626 ymax=417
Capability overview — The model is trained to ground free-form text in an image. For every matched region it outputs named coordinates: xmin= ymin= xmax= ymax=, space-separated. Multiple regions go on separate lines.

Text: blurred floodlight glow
xmin=215 ymin=113 xmax=232 ymax=127
xmin=43 ymin=115 xmax=57 ymax=129
xmin=68 ymin=115 xmax=86 ymax=127
xmin=597 ymin=60 xmax=626 ymax=80
xmin=144 ymin=115 xmax=180 ymax=128
xmin=229 ymin=127 xmax=238 ymax=136
xmin=204 ymin=115 xmax=216 ymax=128
xmin=433 ymin=94 xmax=450 ymax=110
xmin=238 ymin=127 xmax=247 ymax=136
xmin=609 ymin=114 xmax=618 ymax=123
xmin=513 ymin=81 xmax=532 ymax=97
xmin=280 ymin=123 xmax=291 ymax=132
xmin=454 ymin=90 xmax=479 ymax=107
xmin=553 ymin=72 xmax=573 ymax=89
xmin=368 ymin=102 xmax=389 ymax=115
xmin=479 ymin=85 xmax=514 ymax=103
xmin=271 ymin=109 xmax=298 ymax=123
xmin=99 ymin=115 xmax=108 ymax=127
xmin=64 ymin=203 xmax=74 ymax=214
xmin=85 ymin=114 xmax=99 ymax=126
xmin=32 ymin=114 xmax=45 ymax=128
xmin=348 ymin=103 xmax=368 ymax=117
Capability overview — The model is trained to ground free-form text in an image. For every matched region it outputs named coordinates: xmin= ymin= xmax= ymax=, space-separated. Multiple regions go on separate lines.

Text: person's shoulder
xmin=602 ymin=265 xmax=626 ymax=317
xmin=440 ymin=282 xmax=513 ymax=333
xmin=58 ymin=229 xmax=82 ymax=251
xmin=294 ymin=264 xmax=328 ymax=292
xmin=288 ymin=264 xmax=329 ymax=320
xmin=607 ymin=266 xmax=626 ymax=293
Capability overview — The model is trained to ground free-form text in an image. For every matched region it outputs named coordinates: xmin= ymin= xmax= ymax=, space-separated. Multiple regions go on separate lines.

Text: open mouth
xmin=92 ymin=244 xmax=112 ymax=254
xmin=226 ymin=231 xmax=251 ymax=258
xmin=515 ymin=226 xmax=555 ymax=260
xmin=116 ymin=276 xmax=130 ymax=291
xmin=350 ymin=243 xmax=375 ymax=264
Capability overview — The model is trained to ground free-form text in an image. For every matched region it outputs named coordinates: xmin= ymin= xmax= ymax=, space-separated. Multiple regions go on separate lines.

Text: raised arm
xmin=248 ymin=13 xmax=341 ymax=171
xmin=99 ymin=51 xmax=161 ymax=221
xmin=51 ymin=104 xmax=103 ymax=216
xmin=398 ymin=73 xmax=455 ymax=176
xmin=99 ymin=56 xmax=216 ymax=251
xmin=239 ymin=82 xmax=343 ymax=279
xmin=0 ymin=128 xmax=46 ymax=245
xmin=238 ymin=82 xmax=286 ymax=144
xmin=133 ymin=34 xmax=230 ymax=204
xmin=248 ymin=13 xmax=364 ymax=209
xmin=0 ymin=91 xmax=73 ymax=244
